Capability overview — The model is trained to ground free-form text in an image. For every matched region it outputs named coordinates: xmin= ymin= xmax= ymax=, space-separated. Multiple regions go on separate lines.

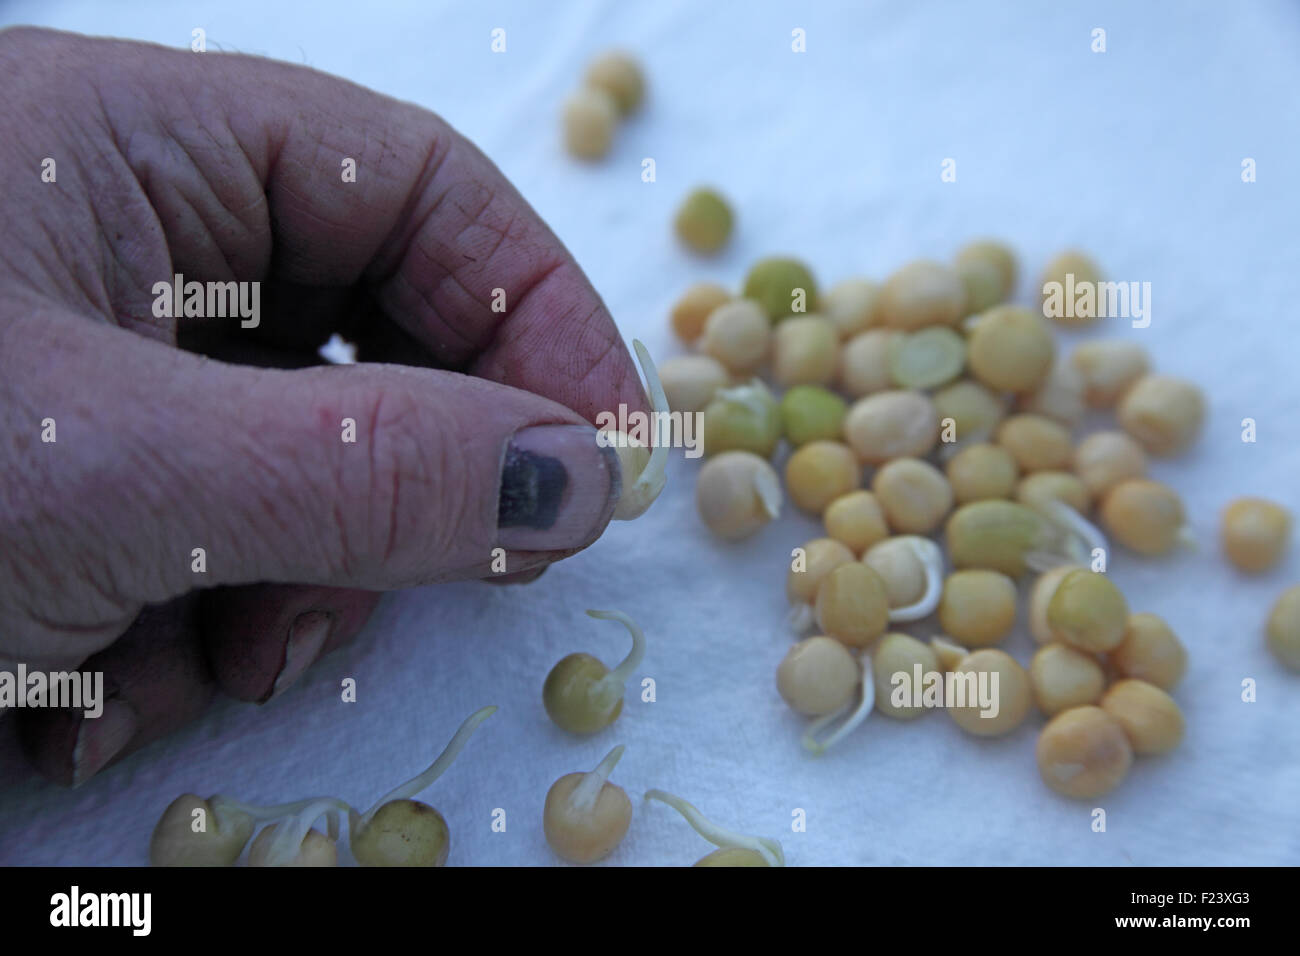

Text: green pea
xmin=701 ymin=381 xmax=781 ymax=458
xmin=674 ymin=187 xmax=733 ymax=254
xmin=779 ymin=385 xmax=847 ymax=447
xmin=945 ymin=500 xmax=1051 ymax=577
xmin=742 ymin=257 xmax=819 ymax=322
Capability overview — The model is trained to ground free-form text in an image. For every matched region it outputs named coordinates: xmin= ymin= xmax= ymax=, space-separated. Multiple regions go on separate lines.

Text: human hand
xmin=0 ymin=28 xmax=648 ymax=785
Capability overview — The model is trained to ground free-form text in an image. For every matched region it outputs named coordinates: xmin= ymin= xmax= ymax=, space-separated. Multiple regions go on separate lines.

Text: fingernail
xmin=271 ymin=611 xmax=332 ymax=699
xmin=71 ymin=700 xmax=137 ymax=787
xmin=497 ymin=425 xmax=619 ymax=550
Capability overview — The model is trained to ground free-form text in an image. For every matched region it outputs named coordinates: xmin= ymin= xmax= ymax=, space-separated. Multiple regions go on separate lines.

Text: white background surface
xmin=0 ymin=0 xmax=1297 ymax=866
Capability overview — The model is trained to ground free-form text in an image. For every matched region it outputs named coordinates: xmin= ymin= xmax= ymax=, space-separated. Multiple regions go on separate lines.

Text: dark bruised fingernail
xmin=497 ymin=425 xmax=619 ymax=550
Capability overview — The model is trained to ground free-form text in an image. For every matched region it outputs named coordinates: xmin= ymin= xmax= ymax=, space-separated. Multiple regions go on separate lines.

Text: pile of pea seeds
xmin=658 ymin=241 xmax=1298 ymax=803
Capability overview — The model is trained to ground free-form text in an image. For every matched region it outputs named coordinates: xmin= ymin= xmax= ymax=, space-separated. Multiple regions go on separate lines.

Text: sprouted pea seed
xmin=543 ymin=745 xmax=633 ymax=864
xmin=543 ymin=611 xmax=645 ymax=734
xmin=696 ymin=450 xmax=783 ymax=540
xmin=701 ymin=380 xmax=782 ymax=458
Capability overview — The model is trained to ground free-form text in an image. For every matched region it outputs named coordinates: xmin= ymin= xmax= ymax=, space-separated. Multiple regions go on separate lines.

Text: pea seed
xmin=871 ymin=457 xmax=954 ymax=534
xmin=1029 ymin=644 xmax=1105 ymax=716
xmin=1072 ymin=430 xmax=1147 ymax=498
xmin=701 ymin=299 xmax=771 ymax=374
xmin=932 ymin=379 xmax=1007 ymax=443
xmin=544 ymin=745 xmax=632 ymax=864
xmin=1100 ymin=680 xmax=1185 ymax=755
xmin=823 ymin=278 xmax=882 ymax=339
xmin=814 ymin=562 xmax=891 ymax=648
xmin=946 ymin=442 xmax=1020 ymax=504
xmin=967 ymin=305 xmax=1055 ymax=393
xmin=1036 ymin=706 xmax=1133 ymax=799
xmin=1039 ymin=250 xmax=1102 ymax=326
xmin=562 ymin=87 xmax=618 ymax=160
xmin=822 ymin=490 xmax=889 ymax=555
xmin=352 ymin=799 xmax=450 ymax=867
xmin=947 ymin=649 xmax=1031 ymax=737
xmin=1220 ymin=497 xmax=1292 ymax=573
xmin=1028 ymin=565 xmax=1082 ymax=644
xmin=1266 ymin=584 xmax=1300 ymax=671
xmin=695 ymin=450 xmax=782 ymax=540
xmin=659 ymin=355 xmax=729 ymax=414
xmin=543 ymin=654 xmax=621 ymax=734
xmin=1112 ymin=613 xmax=1186 ymax=690
xmin=1016 ymin=359 xmax=1086 ymax=428
xmin=150 ymin=795 xmax=254 ymax=867
xmin=777 ymin=636 xmax=859 ymax=716
xmin=873 ymin=633 xmax=940 ymax=720
xmin=879 ymin=260 xmax=967 ymax=330
xmin=995 ymin=414 xmax=1074 ymax=473
xmin=773 ymin=315 xmax=839 ymax=387
xmin=954 ymin=240 xmax=1017 ymax=314
xmin=838 ymin=329 xmax=900 ymax=398
xmin=584 ymin=51 xmax=645 ymax=115
xmin=780 ymin=385 xmax=847 ymax=447
xmin=742 ymin=257 xmax=819 ymax=321
xmin=787 ymin=537 xmax=856 ymax=606
xmin=844 ymin=390 xmax=940 ymax=464
xmin=938 ymin=570 xmax=1017 ymax=647
xmin=675 ymin=187 xmax=733 ymax=254
xmin=1046 ymin=568 xmax=1128 ymax=652
xmin=785 ymin=440 xmax=860 ymax=514
xmin=888 ymin=326 xmax=967 ymax=389
xmin=1016 ymin=471 xmax=1091 ymax=514
xmin=670 ymin=282 xmax=731 ymax=343
xmin=701 ymin=380 xmax=781 ymax=458
xmin=945 ymin=500 xmax=1052 ymax=577
xmin=1069 ymin=339 xmax=1151 ymax=407
xmin=863 ymin=537 xmax=928 ymax=608
xmin=543 ymin=612 xmax=644 ymax=735
xmin=1100 ymin=479 xmax=1188 ymax=555
xmin=1117 ymin=374 xmax=1206 ymax=456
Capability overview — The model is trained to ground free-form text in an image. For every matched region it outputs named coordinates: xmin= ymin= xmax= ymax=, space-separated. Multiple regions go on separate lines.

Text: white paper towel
xmin=0 ymin=0 xmax=1297 ymax=866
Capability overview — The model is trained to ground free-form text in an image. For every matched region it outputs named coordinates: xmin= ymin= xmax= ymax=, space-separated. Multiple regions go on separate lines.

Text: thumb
xmin=11 ymin=318 xmax=622 ymax=632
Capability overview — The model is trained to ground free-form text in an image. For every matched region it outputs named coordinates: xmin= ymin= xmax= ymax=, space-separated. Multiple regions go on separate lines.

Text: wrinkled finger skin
xmin=0 ymin=27 xmax=644 ymax=785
